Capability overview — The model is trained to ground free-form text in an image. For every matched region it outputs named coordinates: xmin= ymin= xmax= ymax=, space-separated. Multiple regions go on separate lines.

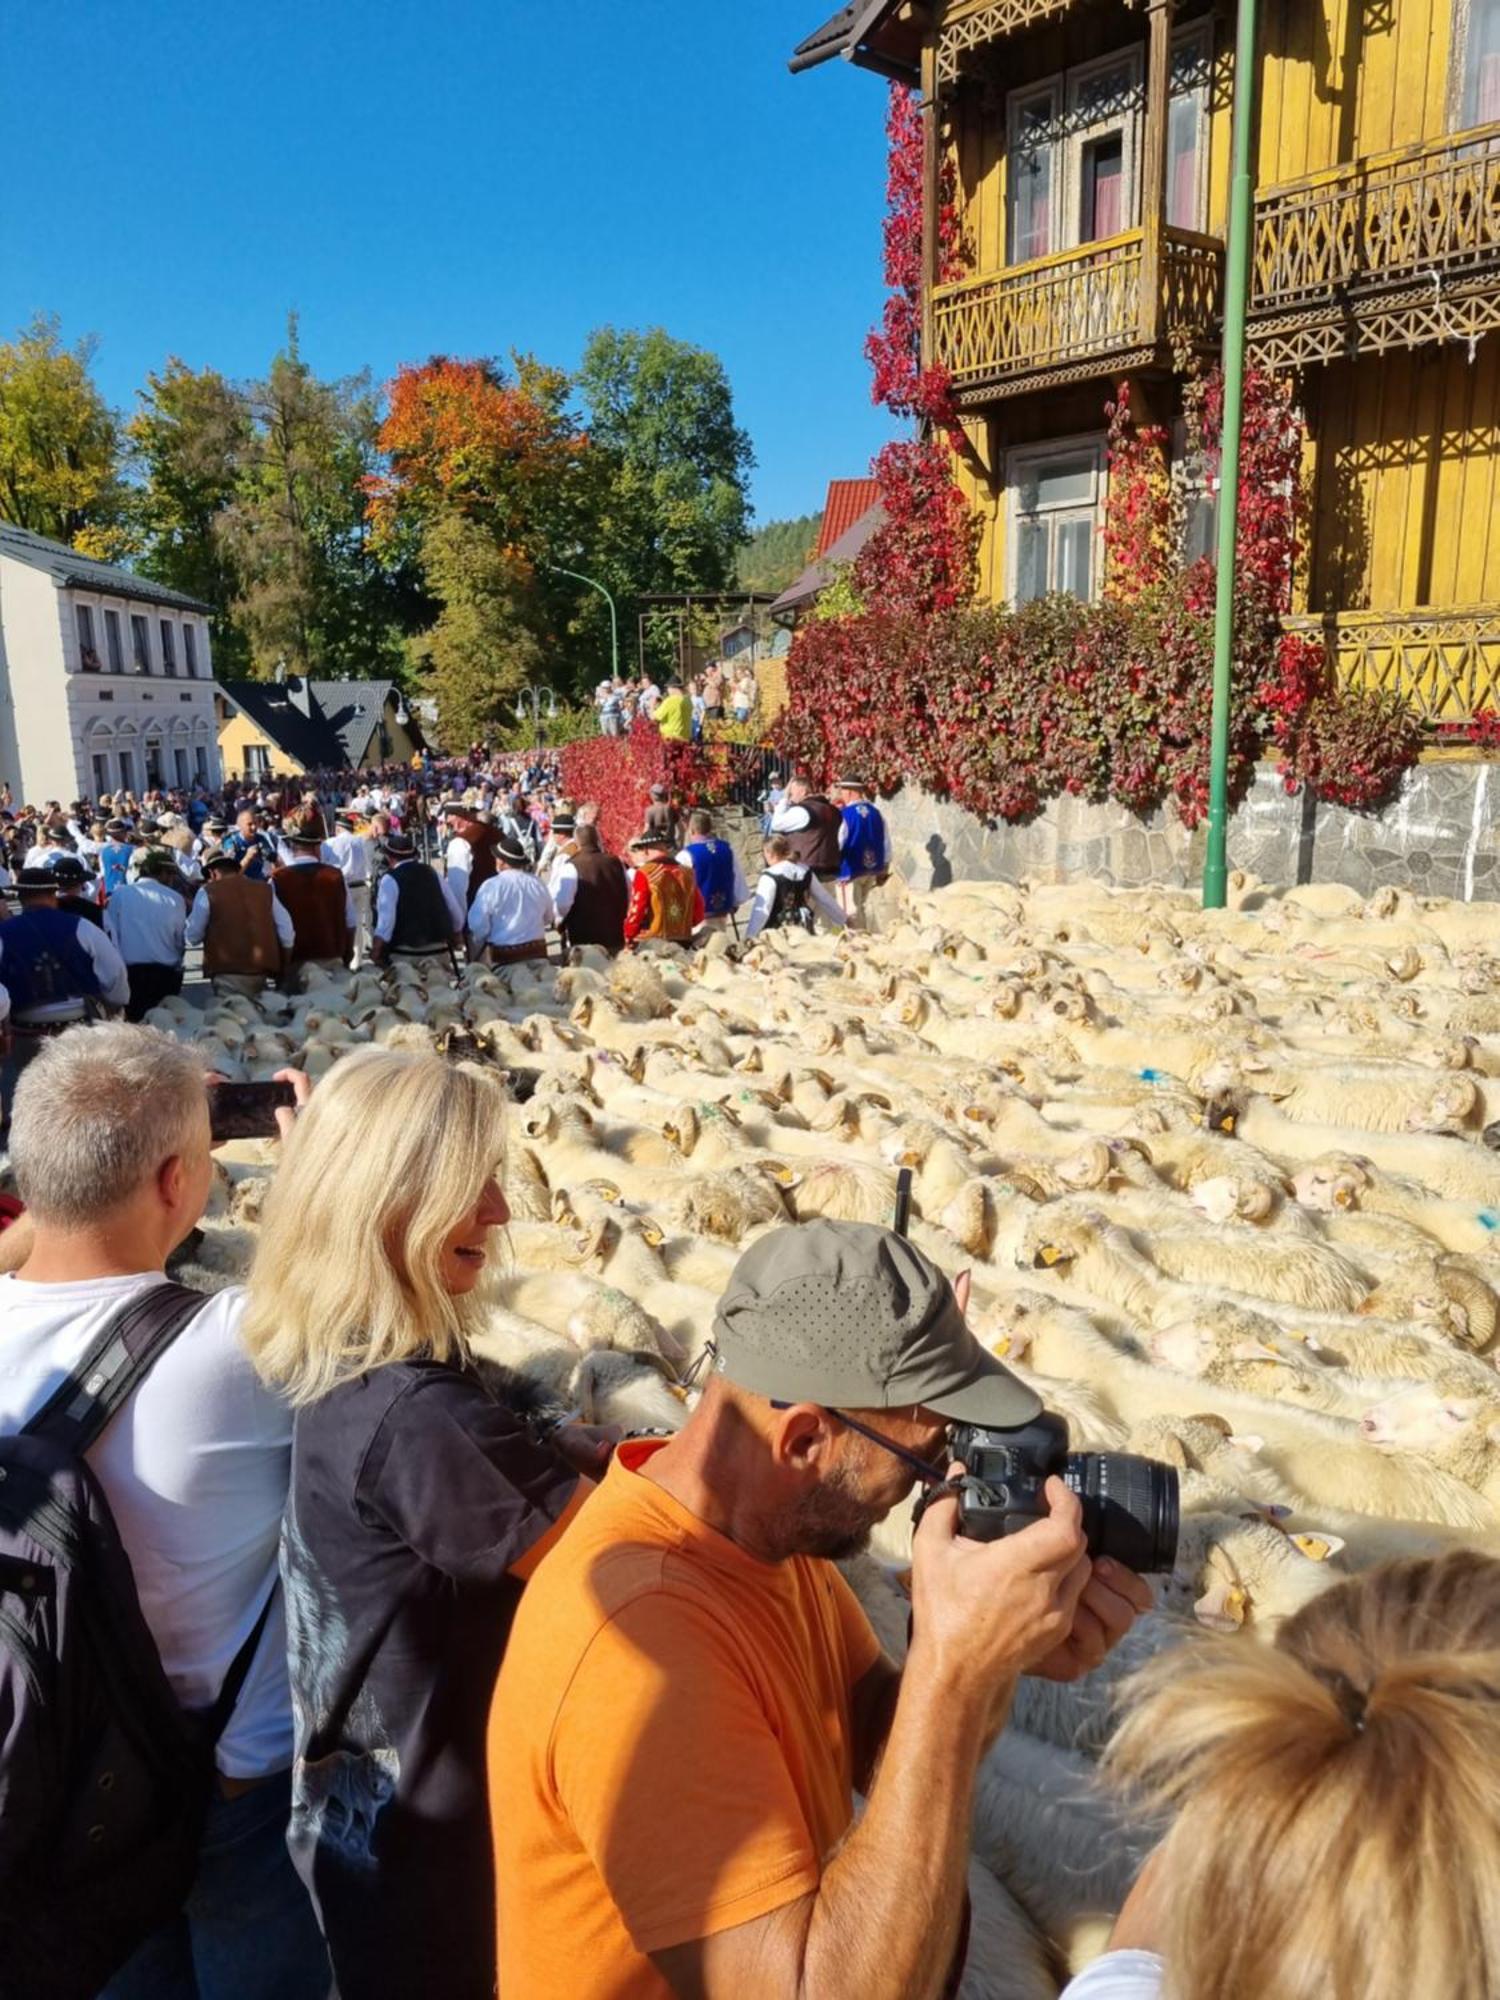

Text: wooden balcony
xmin=1282 ymin=607 xmax=1500 ymax=724
xmin=1249 ymin=124 xmax=1500 ymax=370
xmin=931 ymin=226 xmax=1224 ymax=402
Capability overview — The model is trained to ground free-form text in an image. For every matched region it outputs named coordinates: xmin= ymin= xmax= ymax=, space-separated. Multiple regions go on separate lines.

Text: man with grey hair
xmin=0 ymin=1024 xmax=327 ymax=1997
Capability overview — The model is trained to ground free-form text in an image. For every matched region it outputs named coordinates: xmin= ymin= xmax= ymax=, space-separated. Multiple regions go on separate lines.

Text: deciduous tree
xmin=0 ymin=314 xmax=129 ymax=553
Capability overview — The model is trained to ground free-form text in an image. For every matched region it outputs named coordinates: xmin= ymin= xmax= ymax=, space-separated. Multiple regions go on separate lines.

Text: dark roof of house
xmin=0 ymin=520 xmax=212 ymax=615
xmin=816 ymin=477 xmax=884 ymax=557
xmin=770 ymin=501 xmax=887 ymax=620
xmin=789 ymin=0 xmax=917 ymax=76
xmin=218 ymin=676 xmax=422 ymax=771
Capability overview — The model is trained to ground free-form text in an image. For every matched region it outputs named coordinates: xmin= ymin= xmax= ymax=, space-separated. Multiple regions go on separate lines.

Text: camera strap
xmin=911 ymin=1473 xmax=995 ymax=1534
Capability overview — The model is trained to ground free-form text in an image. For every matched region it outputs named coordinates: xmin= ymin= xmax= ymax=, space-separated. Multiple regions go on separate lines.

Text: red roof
xmin=815 ymin=478 xmax=882 ymax=558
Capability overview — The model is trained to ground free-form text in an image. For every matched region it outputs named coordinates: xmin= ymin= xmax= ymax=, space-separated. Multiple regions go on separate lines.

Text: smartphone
xmin=893 ymin=1166 xmax=913 ymax=1239
xmin=209 ymin=1080 xmax=297 ymax=1144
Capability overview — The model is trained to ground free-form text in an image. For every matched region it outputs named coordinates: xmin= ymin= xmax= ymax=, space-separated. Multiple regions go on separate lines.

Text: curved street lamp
xmin=542 ymin=560 xmax=620 ymax=684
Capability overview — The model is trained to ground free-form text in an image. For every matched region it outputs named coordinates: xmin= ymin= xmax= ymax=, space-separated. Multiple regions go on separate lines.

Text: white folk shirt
xmin=548 ymin=855 xmax=579 ymax=922
xmin=373 ymin=868 xmax=466 ymax=944
xmin=326 ymin=828 xmax=372 ymax=887
xmin=104 ymin=877 xmax=188 ymax=967
xmin=1059 ymin=1953 xmax=1165 ymax=2000
xmin=185 ymin=883 xmax=296 ymax=952
xmin=445 ymin=834 xmax=476 ymax=911
xmin=0 ymin=1276 xmax=294 ymax=1780
xmin=744 ymin=860 xmax=847 ymax=940
xmin=468 ymin=870 xmax=556 ymax=948
xmin=0 ymin=914 xmax=130 ymax=1016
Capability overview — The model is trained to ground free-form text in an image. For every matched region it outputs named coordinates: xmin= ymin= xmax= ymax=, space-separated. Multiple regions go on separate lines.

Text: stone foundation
xmin=880 ymin=759 xmax=1499 ymax=903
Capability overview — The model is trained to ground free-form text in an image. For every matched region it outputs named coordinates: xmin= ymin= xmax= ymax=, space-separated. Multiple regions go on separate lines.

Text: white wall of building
xmin=0 ymin=552 xmax=222 ymax=805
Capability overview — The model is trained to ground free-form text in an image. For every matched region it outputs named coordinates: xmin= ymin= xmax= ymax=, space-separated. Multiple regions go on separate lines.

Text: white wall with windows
xmin=0 ymin=541 xmax=221 ymax=804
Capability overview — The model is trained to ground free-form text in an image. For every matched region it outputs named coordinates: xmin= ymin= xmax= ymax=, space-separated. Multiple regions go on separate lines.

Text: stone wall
xmin=880 ymin=759 xmax=1499 ymax=903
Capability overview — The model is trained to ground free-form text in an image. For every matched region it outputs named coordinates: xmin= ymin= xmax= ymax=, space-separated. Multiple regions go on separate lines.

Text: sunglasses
xmin=770 ymin=1399 xmax=951 ymax=1488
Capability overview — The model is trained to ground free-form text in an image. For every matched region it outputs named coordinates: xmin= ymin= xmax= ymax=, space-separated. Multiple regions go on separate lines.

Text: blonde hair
xmin=241 ymin=1046 xmax=508 ymax=1405
xmin=1107 ymin=1549 xmax=1500 ymax=2000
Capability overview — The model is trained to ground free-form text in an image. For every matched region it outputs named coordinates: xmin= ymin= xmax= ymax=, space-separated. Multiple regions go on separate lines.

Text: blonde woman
xmin=243 ymin=1047 xmax=609 ymax=2000
xmin=1062 ymin=1547 xmax=1500 ymax=2000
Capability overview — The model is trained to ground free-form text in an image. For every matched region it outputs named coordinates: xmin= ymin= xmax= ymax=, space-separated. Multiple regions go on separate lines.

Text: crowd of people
xmin=593 ymin=659 xmax=762 ymax=741
xmin=2 ymin=1023 xmax=1497 ymax=2000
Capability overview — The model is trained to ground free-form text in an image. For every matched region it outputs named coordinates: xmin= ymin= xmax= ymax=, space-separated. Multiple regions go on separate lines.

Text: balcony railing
xmin=931 ymin=226 xmax=1223 ymax=397
xmin=1250 ymin=124 xmax=1500 ymax=364
xmin=1283 ymin=607 xmax=1500 ymax=724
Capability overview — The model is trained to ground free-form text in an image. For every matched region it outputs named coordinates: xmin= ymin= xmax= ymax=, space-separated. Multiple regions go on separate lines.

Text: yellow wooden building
xmin=793 ymin=0 xmax=1500 ymax=722
xmin=216 ymin=676 xmax=424 ymax=781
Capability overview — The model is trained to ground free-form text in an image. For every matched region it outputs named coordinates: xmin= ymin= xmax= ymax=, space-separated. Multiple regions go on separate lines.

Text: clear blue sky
xmin=1 ymin=0 xmax=904 ymax=526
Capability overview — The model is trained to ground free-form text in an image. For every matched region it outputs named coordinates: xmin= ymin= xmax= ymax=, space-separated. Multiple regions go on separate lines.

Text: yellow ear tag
xmin=991 ymin=1335 xmax=1013 ymax=1357
xmin=1221 ymin=1113 xmax=1236 ymax=1132
xmin=1039 ymin=1245 xmax=1063 ymax=1266
xmin=1290 ymin=1533 xmax=1345 ymax=1563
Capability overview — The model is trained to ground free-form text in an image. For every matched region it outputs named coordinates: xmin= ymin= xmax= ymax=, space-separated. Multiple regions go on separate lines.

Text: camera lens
xmin=1064 ymin=1452 xmax=1179 ymax=1573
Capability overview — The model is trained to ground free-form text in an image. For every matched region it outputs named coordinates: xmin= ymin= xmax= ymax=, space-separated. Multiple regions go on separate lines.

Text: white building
xmin=0 ymin=521 xmax=222 ymax=805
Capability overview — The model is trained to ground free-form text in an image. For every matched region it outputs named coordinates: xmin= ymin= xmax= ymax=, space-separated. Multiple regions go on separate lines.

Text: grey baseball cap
xmin=712 ymin=1221 xmax=1041 ymax=1427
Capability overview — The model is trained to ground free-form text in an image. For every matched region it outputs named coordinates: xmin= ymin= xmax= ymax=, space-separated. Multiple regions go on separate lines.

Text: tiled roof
xmin=770 ymin=502 xmax=886 ymax=619
xmin=816 ymin=478 xmax=883 ymax=557
xmin=0 ymin=519 xmax=211 ymax=614
xmin=789 ymin=0 xmax=916 ymax=76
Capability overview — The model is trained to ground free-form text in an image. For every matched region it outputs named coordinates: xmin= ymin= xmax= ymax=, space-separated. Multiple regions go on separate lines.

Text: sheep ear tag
xmin=1289 ymin=1532 xmax=1345 ymax=1563
xmin=1036 ymin=1244 xmax=1064 ymax=1267
xmin=1194 ymin=1580 xmax=1249 ymax=1631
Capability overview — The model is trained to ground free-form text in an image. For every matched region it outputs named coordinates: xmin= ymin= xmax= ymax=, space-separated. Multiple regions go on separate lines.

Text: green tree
xmin=128 ymin=358 xmax=253 ymax=670
xmin=737 ymin=511 xmax=822 ymax=594
xmin=419 ymin=513 xmax=541 ymax=744
xmin=218 ymin=318 xmax=417 ymax=680
xmin=0 ymin=314 xmax=128 ymax=553
xmin=574 ymin=327 xmax=753 ymax=673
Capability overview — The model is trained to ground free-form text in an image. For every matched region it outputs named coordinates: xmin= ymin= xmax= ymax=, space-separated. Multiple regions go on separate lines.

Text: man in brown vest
xmin=272 ymin=805 xmax=354 ymax=989
xmin=623 ymin=832 xmax=703 ymax=947
xmin=551 ymin=823 xmax=630 ymax=955
xmin=770 ymin=774 xmax=842 ymax=880
xmin=186 ymin=847 xmax=295 ymax=998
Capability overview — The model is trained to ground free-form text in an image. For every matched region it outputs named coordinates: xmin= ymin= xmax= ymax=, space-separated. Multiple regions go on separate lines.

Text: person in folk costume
xmin=370 ymin=829 xmax=466 ymax=969
xmin=768 ymin=774 xmax=843 ymax=885
xmin=744 ymin=834 xmax=847 ymax=942
xmin=273 ymin=804 xmax=356 ymax=991
xmin=831 ymin=774 xmax=890 ymax=931
xmin=623 ymin=832 xmax=703 ymax=947
xmin=641 ymin=784 xmax=679 ymax=850
xmin=187 ymin=845 xmax=296 ymax=1000
xmin=444 ymin=807 xmax=501 ymax=915
xmin=678 ymin=810 xmax=749 ymax=938
xmin=466 ymin=832 xmax=556 ymax=967
xmin=551 ymin=822 xmax=630 ymax=957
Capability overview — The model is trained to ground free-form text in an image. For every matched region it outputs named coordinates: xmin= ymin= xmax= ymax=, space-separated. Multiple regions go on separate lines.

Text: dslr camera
xmin=949 ymin=1412 xmax=1179 ymax=1575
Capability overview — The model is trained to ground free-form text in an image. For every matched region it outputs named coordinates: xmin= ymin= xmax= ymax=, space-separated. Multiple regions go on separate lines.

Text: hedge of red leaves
xmin=558 ymin=718 xmax=756 ymax=850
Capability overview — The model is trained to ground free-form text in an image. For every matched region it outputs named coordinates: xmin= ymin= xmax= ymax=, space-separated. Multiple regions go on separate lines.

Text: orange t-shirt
xmin=488 ymin=1438 xmax=882 ymax=1998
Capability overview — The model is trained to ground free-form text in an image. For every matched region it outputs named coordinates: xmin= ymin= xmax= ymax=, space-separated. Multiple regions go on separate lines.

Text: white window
xmin=1064 ymin=52 xmax=1143 ymax=246
xmin=160 ymin=619 xmax=177 ymax=677
xmin=174 ymin=747 xmax=191 ymax=789
xmin=184 ymin=624 xmax=198 ymax=677
xmin=131 ymin=614 xmax=151 ymax=673
xmin=245 ymin=743 xmax=271 ymax=777
xmin=118 ymin=749 xmax=137 ymax=795
xmin=92 ymin=752 xmax=111 ymax=799
xmin=145 ymin=739 xmax=164 ymax=789
xmin=104 ymin=608 xmax=124 ymax=674
xmin=195 ymin=746 xmax=211 ymax=784
xmin=1008 ymin=83 xmax=1062 ymax=262
xmin=1008 ymin=439 xmax=1107 ymax=604
xmin=1459 ymin=0 xmax=1500 ymax=126
xmin=1168 ymin=23 xmax=1212 ymax=232
xmin=75 ymin=603 xmax=102 ymax=672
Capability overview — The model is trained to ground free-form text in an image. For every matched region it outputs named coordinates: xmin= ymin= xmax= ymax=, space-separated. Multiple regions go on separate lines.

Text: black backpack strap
xmin=207 ymin=1585 xmax=277 ymax=1743
xmin=22 ymin=1280 xmax=208 ymax=1456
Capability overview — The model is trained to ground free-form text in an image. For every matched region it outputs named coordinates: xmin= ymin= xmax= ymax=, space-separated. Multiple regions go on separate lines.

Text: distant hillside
xmin=737 ymin=512 xmax=821 ymax=595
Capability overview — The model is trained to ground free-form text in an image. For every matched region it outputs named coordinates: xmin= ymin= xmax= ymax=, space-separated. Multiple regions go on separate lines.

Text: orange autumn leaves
xmin=362 ymin=354 xmax=585 ymax=569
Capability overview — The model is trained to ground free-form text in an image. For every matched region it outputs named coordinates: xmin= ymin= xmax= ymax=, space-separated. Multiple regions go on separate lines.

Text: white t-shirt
xmin=468 ymin=869 xmax=555 ymax=947
xmin=0 ymin=1274 xmax=294 ymax=1780
xmin=1059 ymin=1952 xmax=1165 ymax=1999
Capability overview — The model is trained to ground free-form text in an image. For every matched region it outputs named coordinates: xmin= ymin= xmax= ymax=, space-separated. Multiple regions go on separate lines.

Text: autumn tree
xmin=418 ymin=513 xmax=542 ymax=743
xmin=218 ymin=319 xmax=413 ymax=680
xmin=128 ymin=359 xmax=253 ymax=669
xmin=0 ymin=314 xmax=129 ymax=554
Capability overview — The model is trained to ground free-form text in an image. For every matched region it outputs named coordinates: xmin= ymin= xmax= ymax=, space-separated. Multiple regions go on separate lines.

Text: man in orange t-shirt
xmin=488 ymin=1221 xmax=1152 ymax=2000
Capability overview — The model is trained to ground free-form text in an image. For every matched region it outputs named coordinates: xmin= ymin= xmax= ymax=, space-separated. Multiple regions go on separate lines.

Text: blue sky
xmin=1 ymin=0 xmax=904 ymax=526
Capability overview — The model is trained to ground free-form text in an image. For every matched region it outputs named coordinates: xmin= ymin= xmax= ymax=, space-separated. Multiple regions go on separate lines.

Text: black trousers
xmin=126 ymin=962 xmax=184 ymax=1022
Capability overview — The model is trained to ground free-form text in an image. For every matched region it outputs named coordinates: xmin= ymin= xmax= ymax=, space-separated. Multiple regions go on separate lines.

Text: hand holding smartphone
xmin=208 ymin=1079 xmax=298 ymax=1144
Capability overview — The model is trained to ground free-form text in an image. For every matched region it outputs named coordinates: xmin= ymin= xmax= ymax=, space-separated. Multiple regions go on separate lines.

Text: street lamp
xmin=514 ymin=683 xmax=558 ymax=757
xmin=542 ymin=560 xmax=620 ymax=683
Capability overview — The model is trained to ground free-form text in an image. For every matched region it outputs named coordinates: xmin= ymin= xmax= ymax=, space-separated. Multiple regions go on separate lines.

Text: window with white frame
xmin=1066 ymin=52 xmax=1143 ymax=245
xmin=75 ymin=603 xmax=102 ymax=672
xmin=160 ymin=619 xmax=177 ymax=677
xmin=1168 ymin=23 xmax=1212 ymax=232
xmin=130 ymin=614 xmax=151 ymax=673
xmin=184 ymin=624 xmax=198 ymax=677
xmin=92 ymin=752 xmax=112 ymax=799
xmin=1458 ymin=0 xmax=1500 ymax=126
xmin=245 ymin=743 xmax=271 ymax=776
xmin=195 ymin=746 xmax=211 ymax=784
xmin=104 ymin=608 xmax=124 ymax=674
xmin=1009 ymin=83 xmax=1062 ymax=262
xmin=1008 ymin=439 xmax=1106 ymax=604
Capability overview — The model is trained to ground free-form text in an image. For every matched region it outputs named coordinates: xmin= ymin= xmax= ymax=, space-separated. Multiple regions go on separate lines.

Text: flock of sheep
xmin=154 ymin=869 xmax=1500 ymax=1998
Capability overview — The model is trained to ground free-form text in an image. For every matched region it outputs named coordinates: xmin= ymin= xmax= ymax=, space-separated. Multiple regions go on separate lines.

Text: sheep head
xmin=1405 ymin=1075 xmax=1478 ymax=1135
xmin=1360 ymin=1382 xmax=1500 ymax=1463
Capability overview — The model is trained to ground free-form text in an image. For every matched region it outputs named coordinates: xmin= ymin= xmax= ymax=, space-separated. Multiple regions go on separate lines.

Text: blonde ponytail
xmin=1105 ymin=1550 xmax=1500 ymax=2000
